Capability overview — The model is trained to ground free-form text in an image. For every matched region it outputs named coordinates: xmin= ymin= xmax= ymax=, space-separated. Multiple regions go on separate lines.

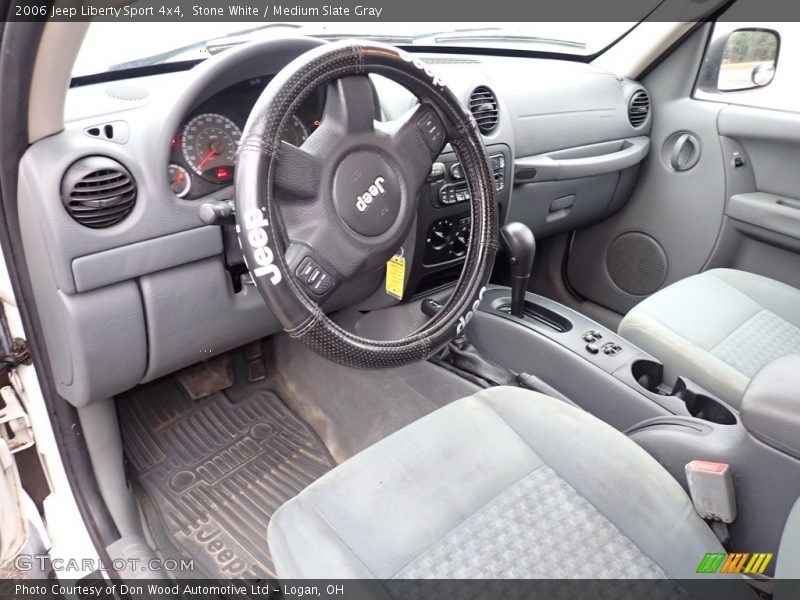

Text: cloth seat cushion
xmin=267 ymin=386 xmax=734 ymax=583
xmin=619 ymin=269 xmax=800 ymax=409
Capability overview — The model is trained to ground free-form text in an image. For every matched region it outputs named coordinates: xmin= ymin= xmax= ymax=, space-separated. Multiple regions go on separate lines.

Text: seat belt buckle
xmin=685 ymin=460 xmax=737 ymax=523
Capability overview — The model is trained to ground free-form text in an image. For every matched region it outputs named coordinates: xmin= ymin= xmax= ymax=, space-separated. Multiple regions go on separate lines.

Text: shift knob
xmin=499 ymin=222 xmax=536 ymax=318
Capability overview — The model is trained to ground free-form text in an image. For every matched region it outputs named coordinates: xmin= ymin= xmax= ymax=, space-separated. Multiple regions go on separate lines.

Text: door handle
xmin=669 ymin=133 xmax=701 ymax=172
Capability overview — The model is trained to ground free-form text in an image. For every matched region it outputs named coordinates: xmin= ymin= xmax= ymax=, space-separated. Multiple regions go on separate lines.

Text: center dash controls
xmin=295 ymin=256 xmax=335 ymax=296
xmin=424 ymin=215 xmax=471 ymax=265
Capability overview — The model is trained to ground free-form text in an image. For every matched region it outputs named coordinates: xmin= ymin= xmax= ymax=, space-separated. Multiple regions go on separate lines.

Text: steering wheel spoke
xmin=321 ymin=75 xmax=377 ymax=136
xmin=272 ymin=141 xmax=322 ymax=201
xmin=385 ymin=102 xmax=447 ymax=189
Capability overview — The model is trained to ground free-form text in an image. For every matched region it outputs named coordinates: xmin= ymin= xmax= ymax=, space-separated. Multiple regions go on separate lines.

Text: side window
xmin=694 ymin=22 xmax=795 ymax=111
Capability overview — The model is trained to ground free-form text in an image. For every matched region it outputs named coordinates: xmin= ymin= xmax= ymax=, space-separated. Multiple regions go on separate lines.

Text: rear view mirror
xmin=717 ymin=29 xmax=779 ymax=91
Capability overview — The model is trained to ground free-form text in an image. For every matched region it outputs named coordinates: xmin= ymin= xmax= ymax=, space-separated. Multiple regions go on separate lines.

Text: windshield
xmin=73 ymin=21 xmax=639 ymax=78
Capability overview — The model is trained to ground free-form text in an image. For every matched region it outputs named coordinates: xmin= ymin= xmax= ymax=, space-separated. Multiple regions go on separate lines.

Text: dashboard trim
xmin=71 ymin=225 xmax=222 ymax=293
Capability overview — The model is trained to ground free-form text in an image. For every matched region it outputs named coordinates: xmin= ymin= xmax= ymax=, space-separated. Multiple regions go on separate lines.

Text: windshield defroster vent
xmin=469 ymin=86 xmax=499 ymax=134
xmin=628 ymin=90 xmax=650 ymax=127
xmin=61 ymin=157 xmax=136 ymax=228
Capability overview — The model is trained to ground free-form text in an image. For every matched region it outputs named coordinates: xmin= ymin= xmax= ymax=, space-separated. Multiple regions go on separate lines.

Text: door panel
xmin=704 ymin=107 xmax=800 ymax=288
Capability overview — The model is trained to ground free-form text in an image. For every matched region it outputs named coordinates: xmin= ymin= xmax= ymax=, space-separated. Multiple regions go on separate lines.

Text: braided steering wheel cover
xmin=235 ymin=40 xmax=498 ymax=368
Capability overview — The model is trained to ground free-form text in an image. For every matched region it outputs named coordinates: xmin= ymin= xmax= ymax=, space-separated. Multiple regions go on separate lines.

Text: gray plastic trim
xmin=467 ymin=289 xmax=671 ymax=431
xmin=78 ymin=399 xmax=142 ymax=538
xmin=630 ymin=420 xmax=800 ymax=573
xmin=106 ymin=535 xmax=165 ymax=578
xmin=566 ymin=25 xmax=726 ymax=315
xmin=727 ymin=193 xmax=800 ymax=241
xmin=515 ymin=137 xmax=650 ymax=183
xmin=138 ymin=257 xmax=280 ymax=382
xmin=72 ymin=226 xmax=223 ymax=293
xmin=57 ymin=283 xmax=147 ymax=407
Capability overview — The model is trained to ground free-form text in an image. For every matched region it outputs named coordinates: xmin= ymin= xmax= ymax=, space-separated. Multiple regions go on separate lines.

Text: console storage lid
xmin=741 ymin=354 xmax=800 ymax=460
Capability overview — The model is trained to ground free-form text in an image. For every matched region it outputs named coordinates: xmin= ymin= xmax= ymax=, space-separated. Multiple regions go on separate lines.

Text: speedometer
xmin=181 ymin=113 xmax=241 ymax=182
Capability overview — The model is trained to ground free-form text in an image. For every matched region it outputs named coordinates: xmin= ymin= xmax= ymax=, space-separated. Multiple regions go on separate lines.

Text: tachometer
xmin=181 ymin=113 xmax=241 ymax=182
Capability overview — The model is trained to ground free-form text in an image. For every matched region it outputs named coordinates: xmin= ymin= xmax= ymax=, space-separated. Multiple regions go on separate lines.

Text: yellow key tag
xmin=385 ymin=254 xmax=406 ymax=299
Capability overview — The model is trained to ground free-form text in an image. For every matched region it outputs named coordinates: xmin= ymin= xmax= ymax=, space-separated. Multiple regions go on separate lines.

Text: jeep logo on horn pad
xmin=333 ymin=152 xmax=401 ymax=237
xmin=356 ymin=177 xmax=386 ymax=212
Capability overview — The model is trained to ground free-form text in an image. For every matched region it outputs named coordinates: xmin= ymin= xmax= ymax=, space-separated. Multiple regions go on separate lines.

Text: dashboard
xmin=167 ymin=77 xmax=325 ymax=199
xmin=20 ymin=37 xmax=651 ymax=407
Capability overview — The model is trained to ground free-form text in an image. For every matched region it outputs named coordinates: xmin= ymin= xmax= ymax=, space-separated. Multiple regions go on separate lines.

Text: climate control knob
xmin=429 ymin=218 xmax=453 ymax=250
xmin=452 ymin=225 xmax=469 ymax=257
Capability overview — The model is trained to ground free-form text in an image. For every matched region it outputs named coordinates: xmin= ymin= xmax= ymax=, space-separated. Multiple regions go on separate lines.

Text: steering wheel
xmin=235 ymin=40 xmax=498 ymax=369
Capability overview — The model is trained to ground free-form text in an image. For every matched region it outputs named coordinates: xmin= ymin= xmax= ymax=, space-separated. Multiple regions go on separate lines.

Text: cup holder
xmin=630 ymin=359 xmax=736 ymax=424
xmin=672 ymin=378 xmax=737 ymax=425
xmin=630 ymin=359 xmax=670 ymax=395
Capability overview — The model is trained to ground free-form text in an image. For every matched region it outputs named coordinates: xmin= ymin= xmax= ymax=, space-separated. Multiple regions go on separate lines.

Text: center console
xmin=466 ymin=282 xmax=800 ymax=571
xmin=469 ymin=288 xmax=709 ymax=429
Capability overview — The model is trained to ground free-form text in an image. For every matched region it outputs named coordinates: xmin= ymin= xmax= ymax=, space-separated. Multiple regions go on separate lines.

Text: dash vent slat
xmin=61 ymin=157 xmax=136 ymax=228
xmin=628 ymin=90 xmax=650 ymax=128
xmin=468 ymin=86 xmax=499 ymax=135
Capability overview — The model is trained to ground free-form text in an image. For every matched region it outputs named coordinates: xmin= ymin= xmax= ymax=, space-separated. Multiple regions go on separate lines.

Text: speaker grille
xmin=105 ymin=85 xmax=149 ymax=101
xmin=606 ymin=232 xmax=667 ymax=296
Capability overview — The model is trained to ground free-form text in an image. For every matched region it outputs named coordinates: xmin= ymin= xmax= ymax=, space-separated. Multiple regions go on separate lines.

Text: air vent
xmin=628 ymin=90 xmax=650 ymax=127
xmin=468 ymin=86 xmax=499 ymax=134
xmin=61 ymin=157 xmax=136 ymax=228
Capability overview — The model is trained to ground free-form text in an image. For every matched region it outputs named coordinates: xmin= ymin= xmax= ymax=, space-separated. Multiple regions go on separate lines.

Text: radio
xmin=432 ymin=153 xmax=506 ymax=208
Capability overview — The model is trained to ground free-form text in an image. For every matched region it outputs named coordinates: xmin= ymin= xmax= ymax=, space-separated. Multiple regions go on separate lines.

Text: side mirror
xmin=717 ymin=28 xmax=779 ymax=92
xmin=751 ymin=62 xmax=776 ymax=87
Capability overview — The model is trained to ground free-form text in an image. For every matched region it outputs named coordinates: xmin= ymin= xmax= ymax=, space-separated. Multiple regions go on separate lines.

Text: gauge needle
xmin=197 ymin=148 xmax=217 ymax=172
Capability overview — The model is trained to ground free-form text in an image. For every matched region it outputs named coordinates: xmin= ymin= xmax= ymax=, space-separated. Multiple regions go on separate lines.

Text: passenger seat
xmin=619 ymin=268 xmax=800 ymax=410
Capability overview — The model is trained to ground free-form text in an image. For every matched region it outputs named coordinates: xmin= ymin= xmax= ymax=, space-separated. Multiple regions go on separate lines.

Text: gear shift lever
xmin=499 ymin=222 xmax=536 ymax=318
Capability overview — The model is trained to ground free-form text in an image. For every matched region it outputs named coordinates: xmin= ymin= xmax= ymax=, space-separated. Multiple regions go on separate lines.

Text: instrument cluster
xmin=168 ymin=76 xmax=324 ymax=200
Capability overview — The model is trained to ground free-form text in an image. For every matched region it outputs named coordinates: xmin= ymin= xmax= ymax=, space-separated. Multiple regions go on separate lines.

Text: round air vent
xmin=628 ymin=90 xmax=650 ymax=128
xmin=61 ymin=157 xmax=136 ymax=228
xmin=468 ymin=86 xmax=499 ymax=134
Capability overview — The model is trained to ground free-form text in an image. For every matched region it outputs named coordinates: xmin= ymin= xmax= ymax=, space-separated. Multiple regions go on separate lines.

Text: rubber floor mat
xmin=116 ymin=377 xmax=335 ymax=579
